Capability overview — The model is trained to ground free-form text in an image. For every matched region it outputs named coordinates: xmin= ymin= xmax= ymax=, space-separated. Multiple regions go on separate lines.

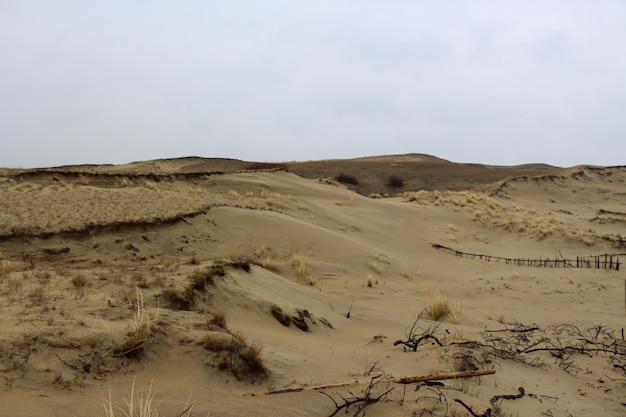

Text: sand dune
xmin=0 ymin=158 xmax=625 ymax=416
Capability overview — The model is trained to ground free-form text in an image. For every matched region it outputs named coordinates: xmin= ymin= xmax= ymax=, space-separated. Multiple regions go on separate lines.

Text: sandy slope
xmin=0 ymin=164 xmax=625 ymax=416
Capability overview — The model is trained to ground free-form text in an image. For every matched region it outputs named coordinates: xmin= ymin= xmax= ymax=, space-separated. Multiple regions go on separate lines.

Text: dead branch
xmin=455 ymin=386 xmax=526 ymax=417
xmin=414 ymin=386 xmax=449 ymax=417
xmin=244 ymin=369 xmax=495 ymax=396
xmin=320 ymin=371 xmax=394 ymax=417
xmin=394 ymin=315 xmax=443 ymax=352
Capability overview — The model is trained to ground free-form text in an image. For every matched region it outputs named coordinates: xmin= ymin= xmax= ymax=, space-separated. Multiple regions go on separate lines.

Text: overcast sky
xmin=2 ymin=1 xmax=626 ymax=168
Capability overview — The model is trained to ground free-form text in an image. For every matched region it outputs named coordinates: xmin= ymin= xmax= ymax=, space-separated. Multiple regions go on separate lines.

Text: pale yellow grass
xmin=404 ymin=189 xmax=617 ymax=245
xmin=103 ymin=378 xmax=193 ymax=417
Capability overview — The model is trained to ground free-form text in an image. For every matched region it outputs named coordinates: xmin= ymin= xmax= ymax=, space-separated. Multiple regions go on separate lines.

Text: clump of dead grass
xmin=208 ymin=310 xmax=228 ymax=330
xmin=71 ymin=272 xmax=89 ymax=291
xmin=117 ymin=288 xmax=157 ymax=359
xmin=427 ymin=292 xmax=449 ymax=321
xmin=203 ymin=332 xmax=269 ymax=382
xmin=426 ymin=291 xmax=462 ymax=323
xmin=291 ymin=254 xmax=316 ymax=285
xmin=252 ymin=245 xmax=284 ymax=272
xmin=0 ymin=259 xmax=26 ymax=280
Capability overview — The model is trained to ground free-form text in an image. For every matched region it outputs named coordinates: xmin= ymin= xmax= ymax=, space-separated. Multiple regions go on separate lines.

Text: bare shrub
xmin=336 ymin=173 xmax=359 ymax=185
xmin=386 ymin=175 xmax=404 ymax=188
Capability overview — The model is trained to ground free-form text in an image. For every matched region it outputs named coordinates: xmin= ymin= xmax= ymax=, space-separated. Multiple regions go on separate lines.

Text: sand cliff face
xmin=0 ymin=158 xmax=625 ymax=416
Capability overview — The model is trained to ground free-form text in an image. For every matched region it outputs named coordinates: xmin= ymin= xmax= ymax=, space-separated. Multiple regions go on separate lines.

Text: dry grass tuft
xmin=291 ymin=254 xmax=309 ymax=277
xmin=0 ymin=260 xmax=26 ymax=280
xmin=103 ymin=378 xmax=158 ymax=417
xmin=257 ymin=255 xmax=282 ymax=272
xmin=448 ymin=302 xmax=464 ymax=324
xmin=203 ymin=332 xmax=239 ymax=352
xmin=209 ymin=310 xmax=228 ymax=330
xmin=160 ymin=286 xmax=194 ymax=311
xmin=426 ymin=291 xmax=451 ymax=321
xmin=204 ymin=333 xmax=269 ymax=382
xmin=253 ymin=245 xmax=283 ymax=272
xmin=71 ymin=273 xmax=88 ymax=290
xmin=117 ymin=288 xmax=156 ymax=359
xmin=103 ymin=378 xmax=194 ymax=417
xmin=291 ymin=254 xmax=316 ymax=285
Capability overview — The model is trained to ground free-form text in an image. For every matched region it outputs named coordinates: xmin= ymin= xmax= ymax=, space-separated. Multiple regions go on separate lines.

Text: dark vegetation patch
xmin=243 ymin=162 xmax=288 ymax=171
xmin=269 ymin=305 xmax=333 ymax=332
xmin=286 ymin=154 xmax=563 ymax=196
xmin=336 ymin=173 xmax=359 ymax=185
xmin=386 ymin=175 xmax=404 ymax=188
xmin=270 ymin=304 xmax=292 ymax=327
xmin=160 ymin=259 xmax=251 ymax=310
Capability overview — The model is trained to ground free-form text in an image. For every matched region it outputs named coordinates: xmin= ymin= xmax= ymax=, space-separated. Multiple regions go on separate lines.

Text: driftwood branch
xmin=244 ymin=369 xmax=495 ymax=397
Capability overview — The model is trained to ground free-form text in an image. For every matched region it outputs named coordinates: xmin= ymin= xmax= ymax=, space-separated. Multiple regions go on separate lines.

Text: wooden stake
xmin=244 ymin=369 xmax=496 ymax=397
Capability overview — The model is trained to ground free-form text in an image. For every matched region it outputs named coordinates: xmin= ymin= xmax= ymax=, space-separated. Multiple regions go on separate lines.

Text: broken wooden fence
xmin=431 ymin=243 xmax=621 ymax=271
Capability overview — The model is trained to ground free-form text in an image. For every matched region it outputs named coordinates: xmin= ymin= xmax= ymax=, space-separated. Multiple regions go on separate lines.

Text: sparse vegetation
xmin=1 ymin=158 xmax=625 ymax=416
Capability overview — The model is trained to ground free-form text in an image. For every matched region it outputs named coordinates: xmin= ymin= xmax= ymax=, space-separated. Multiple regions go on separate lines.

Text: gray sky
xmin=2 ymin=1 xmax=626 ymax=168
